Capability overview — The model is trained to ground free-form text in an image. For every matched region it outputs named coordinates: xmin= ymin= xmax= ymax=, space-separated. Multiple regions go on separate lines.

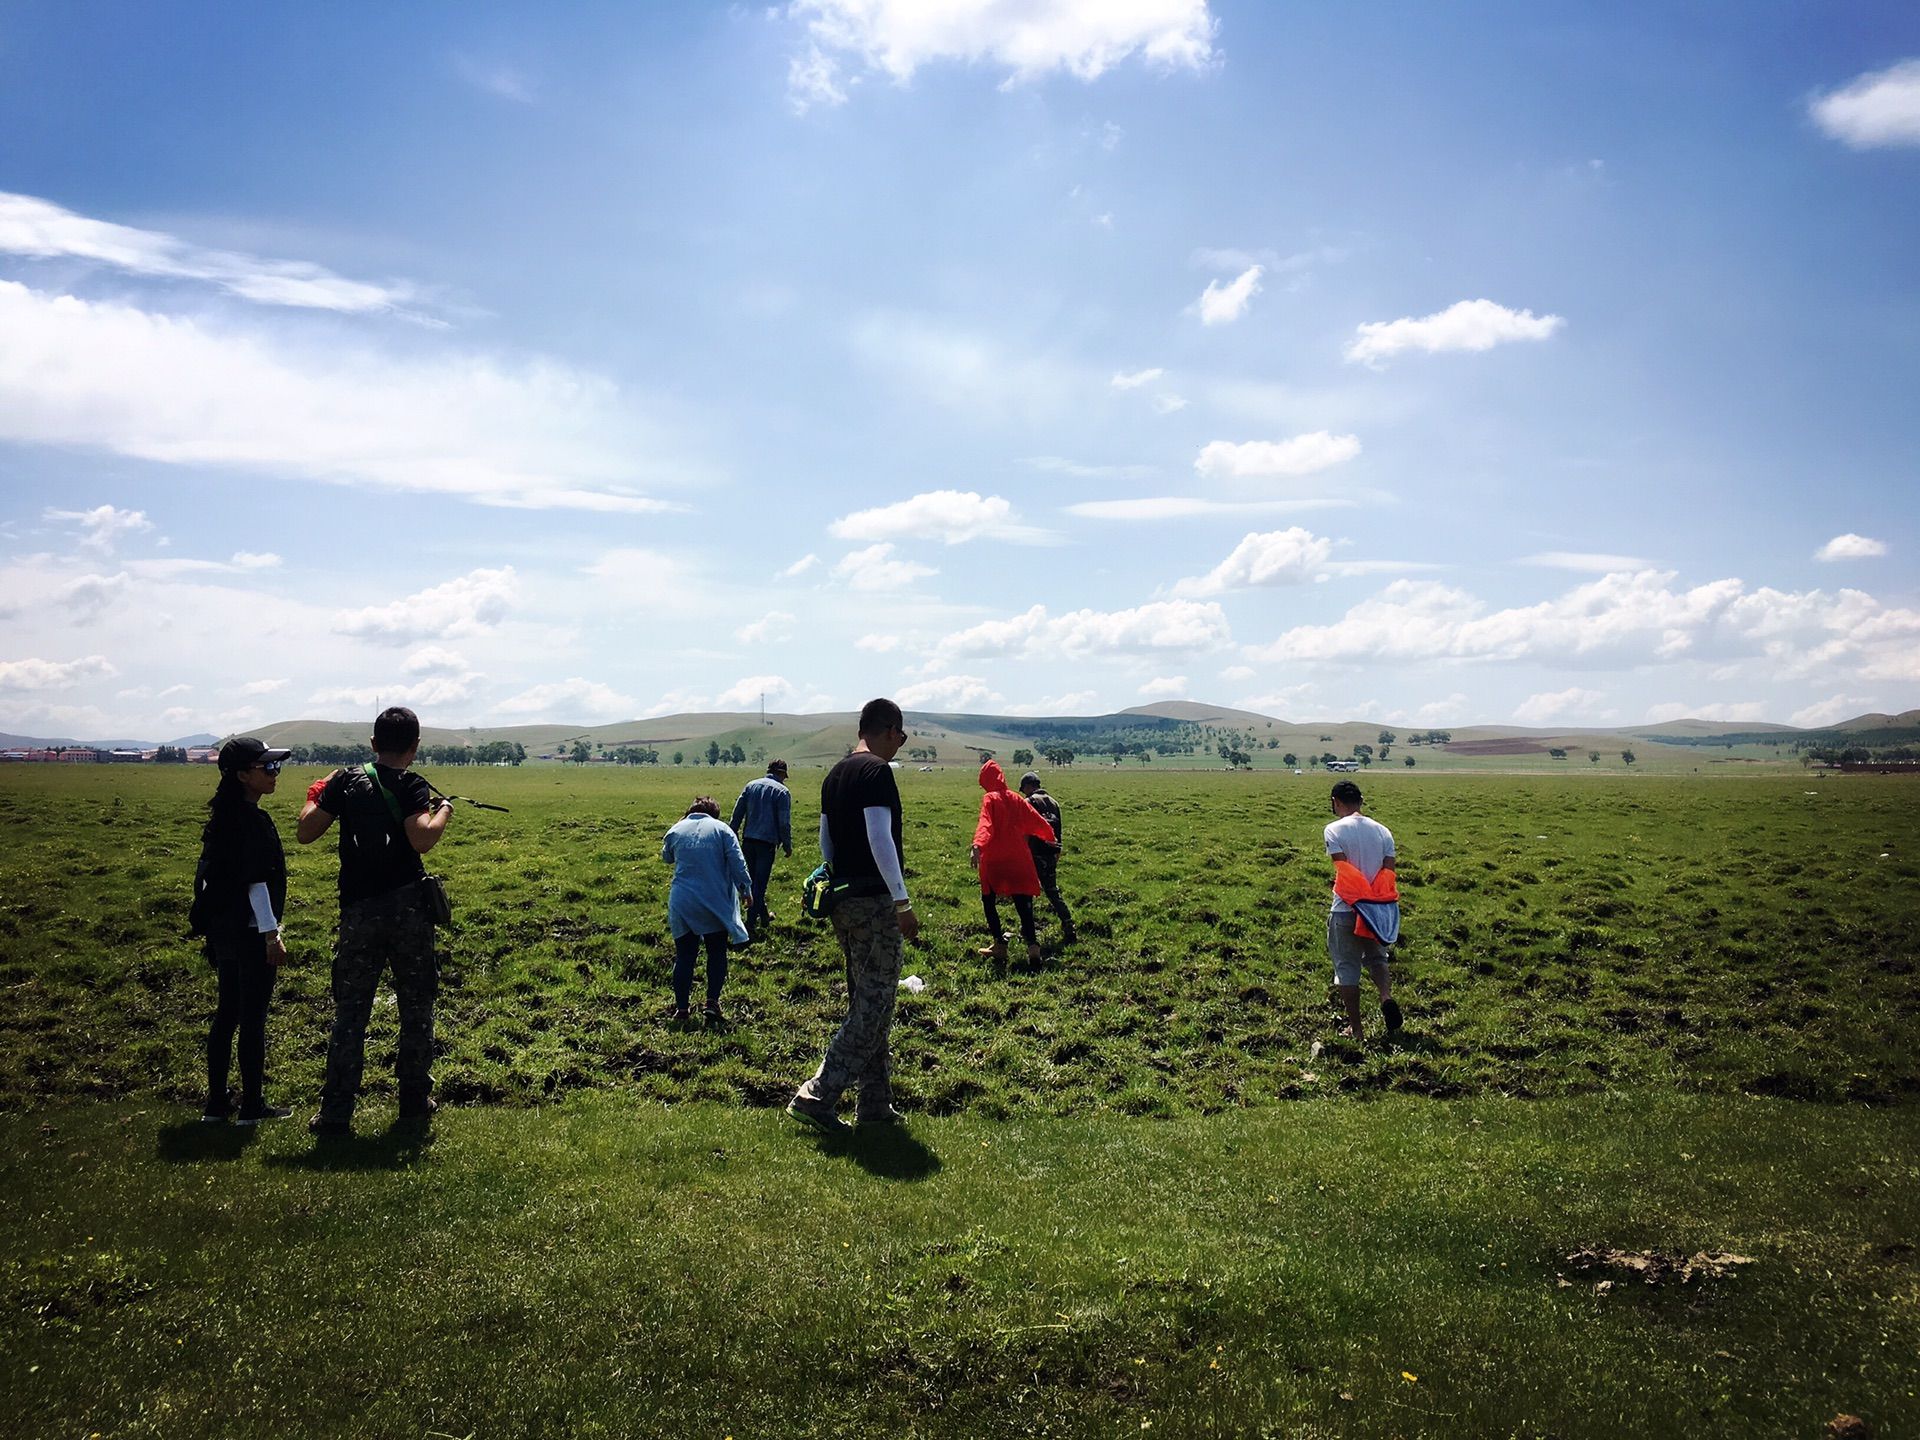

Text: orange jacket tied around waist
xmin=1333 ymin=860 xmax=1401 ymax=945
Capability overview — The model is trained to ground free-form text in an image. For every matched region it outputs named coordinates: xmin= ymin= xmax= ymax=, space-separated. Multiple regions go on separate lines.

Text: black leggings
xmin=206 ymin=932 xmax=277 ymax=1109
xmin=982 ymin=893 xmax=1038 ymax=948
xmin=672 ymin=930 xmax=730 ymax=1010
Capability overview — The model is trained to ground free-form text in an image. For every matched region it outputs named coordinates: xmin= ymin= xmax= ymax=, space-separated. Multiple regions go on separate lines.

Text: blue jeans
xmin=741 ymin=838 xmax=778 ymax=931
xmin=673 ymin=930 xmax=730 ymax=1011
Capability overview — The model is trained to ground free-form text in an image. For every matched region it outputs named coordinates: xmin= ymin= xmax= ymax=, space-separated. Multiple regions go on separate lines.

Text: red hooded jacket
xmin=973 ymin=760 xmax=1059 ymax=897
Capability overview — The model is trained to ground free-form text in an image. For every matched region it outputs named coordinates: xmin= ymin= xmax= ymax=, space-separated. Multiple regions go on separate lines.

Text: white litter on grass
xmin=1882 ymin=853 xmax=1892 ymax=859
xmin=1309 ymin=1040 xmax=1324 ymax=1060
xmin=1535 ymin=835 xmax=1549 ymax=840
xmin=899 ymin=975 xmax=926 ymax=994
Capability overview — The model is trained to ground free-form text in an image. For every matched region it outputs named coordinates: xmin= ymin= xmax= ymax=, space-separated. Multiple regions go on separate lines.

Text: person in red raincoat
xmin=970 ymin=759 xmax=1061 ymax=966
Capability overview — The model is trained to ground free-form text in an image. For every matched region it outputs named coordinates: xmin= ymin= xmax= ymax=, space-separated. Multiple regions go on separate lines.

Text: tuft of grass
xmin=1 ymin=767 xmax=1916 ymax=1115
xmin=2 ymin=1095 xmax=1916 ymax=1438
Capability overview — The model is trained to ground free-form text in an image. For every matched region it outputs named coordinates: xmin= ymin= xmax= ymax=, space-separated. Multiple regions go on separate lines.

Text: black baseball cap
xmin=218 ymin=736 xmax=292 ymax=773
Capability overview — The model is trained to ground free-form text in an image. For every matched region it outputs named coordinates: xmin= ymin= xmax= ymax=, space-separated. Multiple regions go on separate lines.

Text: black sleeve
xmin=393 ymin=770 xmax=432 ymax=818
xmin=318 ymin=768 xmax=353 ymax=813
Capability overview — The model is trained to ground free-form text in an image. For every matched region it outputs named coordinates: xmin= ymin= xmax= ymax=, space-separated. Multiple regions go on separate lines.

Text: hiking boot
xmin=978 ymin=934 xmax=1010 ymax=965
xmin=307 ymin=1113 xmax=352 ymax=1138
xmin=1382 ymin=998 xmax=1404 ymax=1034
xmin=199 ymin=1108 xmax=230 ymax=1124
xmin=856 ymin=1103 xmax=906 ymax=1126
xmin=1026 ymin=943 xmax=1045 ymax=969
xmin=235 ymin=1102 xmax=292 ymax=1126
xmin=1060 ymin=923 xmax=1079 ymax=946
xmin=703 ymin=1005 xmax=726 ymax=1026
xmin=786 ymin=1094 xmax=849 ymax=1136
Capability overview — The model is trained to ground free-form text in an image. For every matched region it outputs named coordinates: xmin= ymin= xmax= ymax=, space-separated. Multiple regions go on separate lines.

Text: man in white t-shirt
xmin=1323 ymin=779 xmax=1402 ymax=1040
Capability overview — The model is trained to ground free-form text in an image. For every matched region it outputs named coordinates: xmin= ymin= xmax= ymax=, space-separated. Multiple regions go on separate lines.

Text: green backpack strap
xmin=362 ymin=762 xmax=406 ymax=829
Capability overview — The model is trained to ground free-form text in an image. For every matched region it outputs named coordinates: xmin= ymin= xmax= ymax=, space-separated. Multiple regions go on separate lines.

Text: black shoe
xmin=397 ymin=1097 xmax=438 ymax=1121
xmin=235 ymin=1103 xmax=292 ymax=1126
xmin=1382 ymin=998 xmax=1404 ymax=1034
xmin=307 ymin=1113 xmax=352 ymax=1138
xmin=199 ymin=1108 xmax=230 ymax=1124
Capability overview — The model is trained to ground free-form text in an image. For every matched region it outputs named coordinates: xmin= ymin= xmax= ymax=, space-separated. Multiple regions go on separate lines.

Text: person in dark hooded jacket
xmin=969 ymin=759 xmax=1060 ymax=967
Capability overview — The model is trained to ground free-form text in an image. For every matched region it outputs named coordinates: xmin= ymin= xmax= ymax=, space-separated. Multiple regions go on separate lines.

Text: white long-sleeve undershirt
xmin=818 ymin=807 xmax=908 ymax=903
xmin=247 ymin=882 xmax=280 ymax=934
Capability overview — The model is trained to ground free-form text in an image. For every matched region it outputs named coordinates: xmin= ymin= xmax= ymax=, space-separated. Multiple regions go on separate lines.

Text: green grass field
xmin=2 ymin=764 xmax=1916 ymax=1437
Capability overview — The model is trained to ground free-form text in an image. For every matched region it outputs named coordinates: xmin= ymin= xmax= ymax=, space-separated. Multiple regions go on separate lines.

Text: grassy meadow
xmin=2 ymin=762 xmax=1917 ymax=1437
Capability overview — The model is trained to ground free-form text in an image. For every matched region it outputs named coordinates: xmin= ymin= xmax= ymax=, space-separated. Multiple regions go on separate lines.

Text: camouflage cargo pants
xmin=317 ymin=883 xmax=437 ymax=1123
xmin=796 ymin=893 xmax=902 ymax=1116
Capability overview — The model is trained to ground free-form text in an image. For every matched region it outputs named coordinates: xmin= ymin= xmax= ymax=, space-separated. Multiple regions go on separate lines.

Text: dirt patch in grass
xmin=1442 ymin=739 xmax=1554 ymax=756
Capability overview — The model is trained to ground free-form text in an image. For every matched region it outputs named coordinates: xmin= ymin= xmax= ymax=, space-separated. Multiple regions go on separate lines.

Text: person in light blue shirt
xmin=662 ymin=797 xmax=752 ymax=1024
xmin=729 ymin=759 xmax=792 ymax=939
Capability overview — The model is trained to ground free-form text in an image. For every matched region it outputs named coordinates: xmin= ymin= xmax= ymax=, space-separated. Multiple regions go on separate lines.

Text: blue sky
xmin=2 ymin=1 xmax=1916 ymax=739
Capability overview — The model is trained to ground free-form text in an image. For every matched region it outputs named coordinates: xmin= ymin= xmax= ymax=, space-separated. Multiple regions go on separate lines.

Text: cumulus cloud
xmin=0 ymin=654 xmax=116 ymax=692
xmin=0 ymin=281 xmax=681 ymax=513
xmin=402 ymin=646 xmax=472 ymax=678
xmin=0 ymin=191 xmax=418 ymax=313
xmin=1809 ymin=59 xmax=1920 ymax=149
xmin=57 ymin=571 xmax=131 ymax=623
xmin=895 ymin=673 xmax=1004 ymax=710
xmin=1218 ymin=664 xmax=1254 ymax=682
xmin=939 ymin=599 xmax=1230 ymax=661
xmin=1152 ymin=393 xmax=1189 ymax=415
xmin=44 ymin=504 xmax=153 ymax=552
xmin=1520 ymin=551 xmax=1651 ymax=573
xmin=1643 ymin=700 xmax=1768 ymax=724
xmin=1000 ymin=690 xmax=1102 ymax=716
xmin=855 ymin=633 xmax=901 ymax=652
xmin=1512 ymin=687 xmax=1611 ymax=725
xmin=1193 ymin=432 xmax=1361 ymax=479
xmin=1249 ymin=570 xmax=1920 ymax=685
xmin=333 ymin=567 xmax=519 ymax=645
xmin=1111 ymin=367 xmax=1164 ymax=389
xmin=1138 ymin=675 xmax=1188 ymax=699
xmin=714 ymin=674 xmax=835 ymax=712
xmin=1815 ymin=533 xmax=1887 ymax=561
xmin=776 ymin=553 xmax=820 ymax=579
xmin=1195 ymin=264 xmax=1262 ymax=325
xmin=832 ymin=543 xmax=937 ymax=591
xmin=1171 ymin=527 xmax=1334 ymax=596
xmin=238 ymin=678 xmax=289 ymax=696
xmin=787 ymin=0 xmax=1218 ymax=112
xmin=1345 ymin=298 xmax=1564 ymax=366
xmin=736 ymin=611 xmax=796 ymax=644
xmin=493 ymin=677 xmax=636 ymax=721
xmin=830 ymin=489 xmax=1048 ymax=545
xmin=1791 ymin=694 xmax=1871 ymax=728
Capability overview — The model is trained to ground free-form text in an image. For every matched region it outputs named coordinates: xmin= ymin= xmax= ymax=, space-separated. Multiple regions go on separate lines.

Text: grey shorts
xmin=1327 ymin=910 xmax=1390 ymax=988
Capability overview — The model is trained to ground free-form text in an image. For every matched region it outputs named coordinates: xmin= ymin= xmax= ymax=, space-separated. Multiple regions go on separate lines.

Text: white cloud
xmin=238 ymin=678 xmax=289 ymax=696
xmin=1111 ymin=367 xmax=1163 ymax=389
xmin=776 ymin=553 xmax=821 ymax=579
xmin=57 ymin=571 xmax=131 ymax=622
xmin=1152 ymin=393 xmax=1189 ymax=415
xmin=1171 ymin=527 xmax=1334 ymax=596
xmin=637 ymin=688 xmax=711 ymax=720
xmin=1643 ymin=700 xmax=1768 ymax=724
xmin=1021 ymin=456 xmax=1156 ymax=480
xmin=940 ymin=599 xmax=1230 ymax=661
xmin=1218 ymin=664 xmax=1254 ymax=682
xmin=0 ymin=281 xmax=682 ymax=513
xmin=1520 ymin=551 xmax=1651 ymax=573
xmin=830 ymin=489 xmax=1047 ymax=545
xmin=1137 ymin=675 xmax=1188 ymax=699
xmin=1809 ymin=59 xmax=1920 ymax=149
xmin=787 ymin=0 xmax=1217 ymax=112
xmin=1067 ymin=496 xmax=1352 ymax=521
xmin=1512 ymin=687 xmax=1611 ymax=725
xmin=44 ymin=504 xmax=154 ymax=552
xmin=1000 ymin=690 xmax=1102 ymax=717
xmin=1194 ymin=432 xmax=1362 ymax=479
xmin=0 ymin=191 xmax=418 ymax=314
xmin=1345 ymin=298 xmax=1565 ymax=366
xmin=895 ymin=673 xmax=1005 ymax=710
xmin=0 ymin=655 xmax=116 ymax=692
xmin=333 ymin=567 xmax=519 ymax=645
xmin=306 ymin=674 xmax=483 ymax=714
xmin=1815 ymin=533 xmax=1887 ymax=561
xmin=402 ymin=646 xmax=472 ymax=678
xmin=493 ymin=677 xmax=636 ymax=721
xmin=855 ymin=633 xmax=901 ymax=652
xmin=452 ymin=54 xmax=536 ymax=104
xmin=1195 ymin=264 xmax=1262 ymax=325
xmin=736 ymin=611 xmax=796 ymax=644
xmin=714 ymin=674 xmax=833 ymax=712
xmin=231 ymin=551 xmax=282 ymax=570
xmin=1791 ymin=694 xmax=1871 ymax=728
xmin=851 ymin=311 xmax=1081 ymax=422
xmin=1193 ymin=243 xmax=1348 ymax=276
xmin=832 ymin=543 xmax=937 ymax=591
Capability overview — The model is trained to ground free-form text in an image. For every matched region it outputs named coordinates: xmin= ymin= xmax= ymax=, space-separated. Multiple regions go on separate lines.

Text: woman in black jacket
xmin=191 ymin=737 xmax=293 ymax=1123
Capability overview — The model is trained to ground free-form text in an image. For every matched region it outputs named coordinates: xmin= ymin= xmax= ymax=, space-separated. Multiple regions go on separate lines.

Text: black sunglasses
xmin=256 ymin=760 xmax=284 ymax=775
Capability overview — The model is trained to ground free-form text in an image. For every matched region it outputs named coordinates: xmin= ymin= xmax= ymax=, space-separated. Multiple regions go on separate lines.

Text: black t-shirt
xmin=821 ymin=752 xmax=902 ymax=895
xmin=191 ymin=801 xmax=287 ymax=938
xmin=317 ymin=763 xmax=432 ymax=903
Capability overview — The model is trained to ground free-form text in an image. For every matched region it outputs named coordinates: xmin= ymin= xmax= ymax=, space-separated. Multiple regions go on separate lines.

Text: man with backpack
xmin=296 ymin=706 xmax=452 ymax=1135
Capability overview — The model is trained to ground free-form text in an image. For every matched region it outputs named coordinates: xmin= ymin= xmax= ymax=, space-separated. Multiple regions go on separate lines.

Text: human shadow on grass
xmin=262 ymin=1121 xmax=436 ymax=1173
xmin=793 ymin=1122 xmax=943 ymax=1182
xmin=155 ymin=1120 xmax=260 ymax=1164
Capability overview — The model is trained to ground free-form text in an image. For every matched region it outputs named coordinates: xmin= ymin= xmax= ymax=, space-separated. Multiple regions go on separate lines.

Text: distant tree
xmin=1620 ymin=749 xmax=1636 ymax=766
xmin=1353 ymin=743 xmax=1373 ymax=758
xmin=1589 ymin=751 xmax=1601 ymax=764
xmin=1359 ymin=752 xmax=1373 ymax=766
xmin=1136 ymin=750 xmax=1152 ymax=764
xmin=1318 ymin=734 xmax=1332 ymax=742
xmin=1377 ymin=746 xmax=1389 ymax=761
xmin=569 ymin=740 xmax=591 ymax=766
xmin=1266 ymin=737 xmax=1279 ymax=749
xmin=751 ymin=747 xmax=766 ymax=766
xmin=1111 ymin=745 xmax=1128 ymax=765
xmin=1378 ymin=730 xmax=1397 ymax=746
xmin=1549 ymin=748 xmax=1567 ymax=760
xmin=672 ymin=751 xmax=684 ymax=765
xmin=1282 ymin=752 xmax=1297 ymax=768
xmin=1404 ymin=755 xmax=1416 ymax=767
xmin=705 ymin=740 xmax=722 ymax=767
xmin=1010 ymin=748 xmax=1033 ymax=766
xmin=726 ymin=743 xmax=746 ymax=765
xmin=1041 ymin=746 xmax=1076 ymax=767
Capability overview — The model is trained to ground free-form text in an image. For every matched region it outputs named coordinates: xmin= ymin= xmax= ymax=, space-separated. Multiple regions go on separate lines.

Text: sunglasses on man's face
xmin=256 ymin=760 xmax=283 ymax=776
